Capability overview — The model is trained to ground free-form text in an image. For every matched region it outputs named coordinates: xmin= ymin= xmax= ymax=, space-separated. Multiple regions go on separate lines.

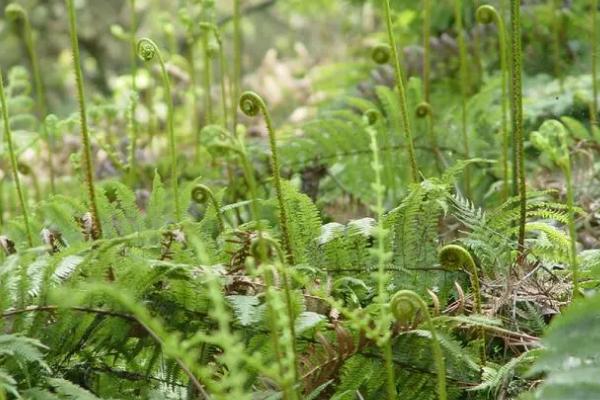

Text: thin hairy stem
xmin=137 ymin=38 xmax=181 ymax=221
xmin=6 ymin=3 xmax=54 ymax=195
xmin=382 ymin=0 xmax=419 ymax=182
xmin=365 ymin=110 xmax=396 ymax=399
xmin=510 ymin=0 xmax=527 ymax=256
xmin=564 ymin=161 xmax=579 ymax=297
xmin=592 ymin=0 xmax=598 ymax=128
xmin=240 ymin=92 xmax=295 ymax=264
xmin=232 ymin=0 xmax=242 ymax=132
xmin=454 ymin=0 xmax=471 ymax=197
xmin=66 ymin=0 xmax=102 ymax=239
xmin=127 ymin=0 xmax=140 ymax=184
xmin=0 ymin=69 xmax=33 ymax=247
xmin=476 ymin=5 xmax=510 ymax=201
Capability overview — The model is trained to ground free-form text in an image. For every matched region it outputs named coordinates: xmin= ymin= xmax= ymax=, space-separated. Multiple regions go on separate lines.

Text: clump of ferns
xmin=530 ymin=120 xmax=581 ymax=298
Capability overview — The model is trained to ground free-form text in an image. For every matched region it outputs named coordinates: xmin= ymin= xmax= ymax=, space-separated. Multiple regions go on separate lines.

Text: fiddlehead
xmin=371 ymin=44 xmax=391 ymax=65
xmin=137 ymin=37 xmax=181 ymax=221
xmin=0 ymin=69 xmax=33 ymax=247
xmin=381 ymin=0 xmax=420 ymax=183
xmin=476 ymin=4 xmax=510 ymax=202
xmin=509 ymin=0 xmax=527 ymax=256
xmin=390 ymin=290 xmax=447 ymax=400
xmin=439 ymin=244 xmax=486 ymax=364
xmin=66 ymin=0 xmax=102 ymax=239
xmin=415 ymin=102 xmax=433 ymax=119
xmin=239 ymin=91 xmax=294 ymax=264
xmin=191 ymin=184 xmax=224 ymax=232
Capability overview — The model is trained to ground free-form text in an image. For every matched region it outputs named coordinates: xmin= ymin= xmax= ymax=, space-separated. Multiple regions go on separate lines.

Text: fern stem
xmin=6 ymin=3 xmax=54 ymax=195
xmin=232 ymin=0 xmax=242 ymax=132
xmin=439 ymin=245 xmax=486 ymax=365
xmin=66 ymin=0 xmax=102 ymax=239
xmin=476 ymin=5 xmax=510 ymax=201
xmin=421 ymin=0 xmax=443 ymax=173
xmin=390 ymin=290 xmax=447 ymax=400
xmin=591 ymin=0 xmax=598 ymax=128
xmin=453 ymin=0 xmax=471 ymax=198
xmin=510 ymin=0 xmax=527 ymax=256
xmin=564 ymin=159 xmax=580 ymax=297
xmin=127 ymin=0 xmax=140 ymax=184
xmin=203 ymin=30 xmax=213 ymax=125
xmin=240 ymin=91 xmax=295 ymax=264
xmin=551 ymin=0 xmax=564 ymax=90
xmin=137 ymin=38 xmax=181 ymax=221
xmin=0 ymin=69 xmax=33 ymax=247
xmin=382 ymin=0 xmax=420 ymax=183
xmin=365 ymin=110 xmax=397 ymax=399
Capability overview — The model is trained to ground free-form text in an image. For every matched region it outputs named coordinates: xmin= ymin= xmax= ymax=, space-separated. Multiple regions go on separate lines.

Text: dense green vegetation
xmin=0 ymin=0 xmax=599 ymax=399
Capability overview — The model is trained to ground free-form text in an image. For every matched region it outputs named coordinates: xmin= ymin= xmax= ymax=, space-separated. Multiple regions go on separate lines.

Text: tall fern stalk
xmin=240 ymin=92 xmax=295 ymax=264
xmin=382 ymin=0 xmax=420 ymax=183
xmin=0 ymin=69 xmax=33 ymax=247
xmin=232 ymin=0 xmax=242 ymax=132
xmin=365 ymin=110 xmax=396 ymax=399
xmin=128 ymin=0 xmax=139 ymax=183
xmin=476 ymin=5 xmax=510 ymax=201
xmin=454 ymin=0 xmax=471 ymax=197
xmin=5 ymin=3 xmax=55 ymax=194
xmin=592 ymin=0 xmax=598 ymax=128
xmin=421 ymin=0 xmax=442 ymax=172
xmin=66 ymin=0 xmax=102 ymax=239
xmin=510 ymin=0 xmax=527 ymax=255
xmin=137 ymin=38 xmax=181 ymax=221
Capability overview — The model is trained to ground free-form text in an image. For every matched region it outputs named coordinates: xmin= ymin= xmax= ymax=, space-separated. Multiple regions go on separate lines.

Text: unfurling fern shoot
xmin=476 ymin=5 xmax=510 ymax=201
xmin=0 ymin=69 xmax=33 ymax=247
xmin=453 ymin=0 xmax=471 ymax=197
xmin=509 ymin=0 xmax=527 ymax=255
xmin=66 ymin=0 xmax=102 ymax=239
xmin=191 ymin=184 xmax=224 ymax=232
xmin=390 ymin=290 xmax=447 ymax=400
xmin=439 ymin=244 xmax=486 ymax=364
xmin=380 ymin=0 xmax=420 ymax=183
xmin=137 ymin=38 xmax=181 ymax=221
xmin=239 ymin=91 xmax=294 ymax=264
